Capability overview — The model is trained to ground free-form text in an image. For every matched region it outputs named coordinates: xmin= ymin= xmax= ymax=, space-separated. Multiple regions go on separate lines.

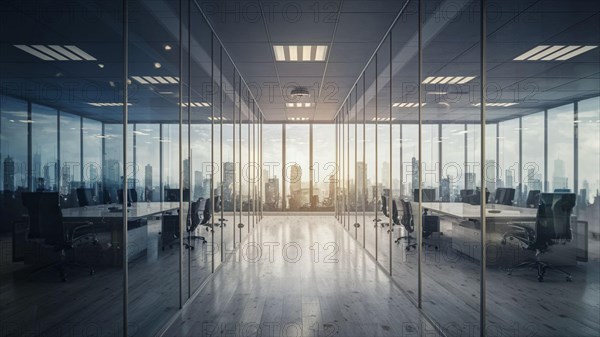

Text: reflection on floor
xmin=164 ymin=216 xmax=437 ymax=337
xmin=0 ymin=213 xmax=241 ymax=337
xmin=348 ymin=212 xmax=600 ymax=337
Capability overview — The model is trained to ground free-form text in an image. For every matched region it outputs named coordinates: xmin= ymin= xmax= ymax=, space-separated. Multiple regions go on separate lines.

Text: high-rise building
xmin=357 ymin=162 xmax=366 ymax=197
xmin=382 ymin=161 xmax=390 ymax=188
xmin=3 ymin=156 xmax=15 ymax=191
xmin=33 ymin=152 xmax=41 ymax=183
xmin=183 ymin=158 xmax=190 ymax=189
xmin=411 ymin=157 xmax=419 ymax=192
xmin=264 ymin=177 xmax=280 ymax=210
xmin=223 ymin=162 xmax=235 ymax=201
xmin=485 ymin=160 xmax=496 ymax=192
xmin=505 ymin=169 xmax=514 ymax=189
xmin=552 ymin=158 xmax=568 ymax=189
xmin=194 ymin=170 xmax=204 ymax=198
xmin=466 ymin=172 xmax=477 ymax=190
xmin=145 ymin=164 xmax=153 ymax=190
xmin=290 ymin=164 xmax=301 ymax=193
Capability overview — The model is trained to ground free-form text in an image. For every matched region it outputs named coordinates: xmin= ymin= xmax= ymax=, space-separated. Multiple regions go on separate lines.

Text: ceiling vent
xmin=290 ymin=87 xmax=310 ymax=98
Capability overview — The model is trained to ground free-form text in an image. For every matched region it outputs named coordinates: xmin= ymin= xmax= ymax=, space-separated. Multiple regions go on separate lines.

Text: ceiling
xmin=0 ymin=0 xmax=598 ymax=124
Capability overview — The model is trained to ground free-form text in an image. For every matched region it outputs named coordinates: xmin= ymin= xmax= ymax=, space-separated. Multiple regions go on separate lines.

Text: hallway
xmin=163 ymin=216 xmax=437 ymax=337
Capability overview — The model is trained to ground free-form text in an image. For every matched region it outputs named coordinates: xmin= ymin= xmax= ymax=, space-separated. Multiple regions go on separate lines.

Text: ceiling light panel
xmin=286 ymin=102 xmax=312 ymax=108
xmin=273 ymin=45 xmax=328 ymax=62
xmin=181 ymin=102 xmax=211 ymax=107
xmin=473 ymin=102 xmax=518 ymax=107
xmin=287 ymin=117 xmax=310 ymax=121
xmin=14 ymin=44 xmax=97 ymax=61
xmin=514 ymin=45 xmax=598 ymax=61
xmin=393 ymin=103 xmax=426 ymax=108
xmin=88 ymin=102 xmax=132 ymax=107
xmin=132 ymin=76 xmax=180 ymax=85
xmin=422 ymin=76 xmax=476 ymax=84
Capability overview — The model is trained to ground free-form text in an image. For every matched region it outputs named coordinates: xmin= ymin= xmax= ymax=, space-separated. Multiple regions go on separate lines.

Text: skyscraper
xmin=290 ymin=164 xmax=301 ymax=193
xmin=265 ymin=177 xmax=280 ymax=210
xmin=145 ymin=164 xmax=153 ymax=190
xmin=382 ymin=161 xmax=390 ymax=188
xmin=485 ymin=160 xmax=496 ymax=193
xmin=3 ymin=156 xmax=15 ymax=191
xmin=183 ymin=158 xmax=190 ymax=189
xmin=357 ymin=162 xmax=367 ymax=198
xmin=194 ymin=170 xmax=204 ymax=198
xmin=552 ymin=158 xmax=568 ymax=189
xmin=411 ymin=157 xmax=419 ymax=192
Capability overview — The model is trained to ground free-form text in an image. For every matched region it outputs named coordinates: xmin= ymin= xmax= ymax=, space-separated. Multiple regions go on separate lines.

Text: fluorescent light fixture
xmin=371 ymin=117 xmax=396 ymax=121
xmin=315 ymin=45 xmax=327 ymax=61
xmin=181 ymin=102 xmax=211 ymax=107
xmin=274 ymin=45 xmax=285 ymax=61
xmin=393 ymin=102 xmax=426 ymax=108
xmin=131 ymin=76 xmax=179 ymax=85
xmin=273 ymin=45 xmax=328 ymax=61
xmin=18 ymin=119 xmax=34 ymax=123
xmin=302 ymin=46 xmax=311 ymax=61
xmin=14 ymin=44 xmax=97 ymax=61
xmin=87 ymin=102 xmax=132 ymax=107
xmin=427 ymin=91 xmax=447 ymax=95
xmin=286 ymin=102 xmax=312 ymax=108
xmin=514 ymin=45 xmax=598 ymax=61
xmin=287 ymin=117 xmax=310 ymax=121
xmin=208 ymin=116 xmax=228 ymax=121
xmin=423 ymin=76 xmax=476 ymax=84
xmin=289 ymin=46 xmax=298 ymax=61
xmin=473 ymin=102 xmax=518 ymax=107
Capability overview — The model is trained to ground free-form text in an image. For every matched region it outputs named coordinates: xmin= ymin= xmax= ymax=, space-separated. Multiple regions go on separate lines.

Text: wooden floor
xmin=343 ymin=212 xmax=600 ymax=337
xmin=163 ymin=215 xmax=437 ymax=337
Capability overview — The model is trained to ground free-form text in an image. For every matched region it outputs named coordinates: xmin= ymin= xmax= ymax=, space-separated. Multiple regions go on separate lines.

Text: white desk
xmin=62 ymin=202 xmax=181 ymax=264
xmin=420 ymin=202 xmax=537 ymax=222
xmin=61 ymin=202 xmax=180 ymax=220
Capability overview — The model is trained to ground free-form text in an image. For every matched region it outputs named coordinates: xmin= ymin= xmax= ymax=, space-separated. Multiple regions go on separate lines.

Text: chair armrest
xmin=64 ymin=221 xmax=97 ymax=243
xmin=503 ymin=222 xmax=535 ymax=246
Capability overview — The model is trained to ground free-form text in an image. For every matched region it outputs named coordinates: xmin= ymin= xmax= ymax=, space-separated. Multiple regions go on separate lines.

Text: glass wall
xmin=0 ymin=1 xmax=263 ymax=336
xmin=334 ymin=1 xmax=599 ymax=336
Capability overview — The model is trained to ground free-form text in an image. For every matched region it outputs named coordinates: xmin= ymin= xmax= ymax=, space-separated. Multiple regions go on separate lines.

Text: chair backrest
xmin=214 ymin=196 xmax=222 ymax=213
xmin=76 ymin=188 xmax=94 ymax=207
xmin=201 ymin=198 xmax=212 ymax=224
xmin=526 ymin=190 xmax=541 ymax=208
xmin=102 ymin=188 xmax=112 ymax=204
xmin=400 ymin=199 xmax=415 ymax=233
xmin=413 ymin=189 xmax=435 ymax=202
xmin=495 ymin=188 xmax=515 ymax=205
xmin=21 ymin=192 xmax=64 ymax=244
xmin=187 ymin=198 xmax=203 ymax=232
xmin=117 ymin=189 xmax=133 ymax=204
xmin=391 ymin=199 xmax=400 ymax=226
xmin=460 ymin=189 xmax=474 ymax=202
xmin=165 ymin=188 xmax=190 ymax=202
xmin=129 ymin=188 xmax=138 ymax=202
xmin=381 ymin=195 xmax=389 ymax=218
xmin=535 ymin=193 xmax=576 ymax=244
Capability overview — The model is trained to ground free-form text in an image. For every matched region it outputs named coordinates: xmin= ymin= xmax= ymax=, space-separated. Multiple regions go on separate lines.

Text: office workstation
xmin=1 ymin=0 xmax=598 ymax=336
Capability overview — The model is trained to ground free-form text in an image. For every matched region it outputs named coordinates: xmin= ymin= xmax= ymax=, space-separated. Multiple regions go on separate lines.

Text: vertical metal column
xmin=220 ymin=46 xmax=224 ymax=262
xmin=544 ymin=110 xmax=548 ymax=191
xmin=363 ymin=76 xmax=366 ymax=247
xmin=232 ymin=72 xmax=237 ymax=248
xmin=479 ymin=0 xmax=488 ymax=335
xmin=375 ymin=54 xmax=379 ymax=260
xmin=335 ymin=117 xmax=338 ymax=220
xmin=210 ymin=33 xmax=215 ymax=273
xmin=355 ymin=89 xmax=358 ymax=239
xmin=309 ymin=124 xmax=314 ymax=210
xmin=122 ymin=0 xmax=129 ymax=332
xmin=282 ymin=124 xmax=286 ymax=211
xmin=186 ymin=0 xmax=192 ymax=298
xmin=389 ymin=32 xmax=393 ymax=275
xmin=574 ymin=102 xmax=579 ymax=208
xmin=417 ymin=0 xmax=423 ymax=308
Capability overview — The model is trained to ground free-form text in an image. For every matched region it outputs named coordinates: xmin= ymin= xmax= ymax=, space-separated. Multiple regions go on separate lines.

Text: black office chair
xmin=413 ymin=188 xmax=436 ymax=202
xmin=379 ymin=195 xmax=391 ymax=228
xmin=501 ymin=193 xmax=576 ymax=282
xmin=165 ymin=188 xmax=191 ymax=202
xmin=116 ymin=189 xmax=132 ymax=206
xmin=21 ymin=192 xmax=97 ymax=281
xmin=495 ymin=188 xmax=515 ymax=205
xmin=101 ymin=188 xmax=112 ymax=204
xmin=460 ymin=189 xmax=474 ymax=203
xmin=214 ymin=196 xmax=228 ymax=228
xmin=129 ymin=188 xmax=138 ymax=202
xmin=184 ymin=198 xmax=207 ymax=249
xmin=395 ymin=200 xmax=415 ymax=249
xmin=76 ymin=188 xmax=94 ymax=207
xmin=464 ymin=188 xmax=490 ymax=206
xmin=396 ymin=199 xmax=439 ymax=250
xmin=525 ymin=190 xmax=541 ymax=208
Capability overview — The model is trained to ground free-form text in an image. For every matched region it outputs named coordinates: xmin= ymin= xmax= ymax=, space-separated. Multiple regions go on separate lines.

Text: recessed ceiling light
xmin=287 ymin=117 xmax=310 ymax=121
xmin=286 ymin=102 xmax=312 ymax=108
xmin=423 ymin=76 xmax=475 ymax=84
xmin=14 ymin=44 xmax=97 ymax=61
xmin=472 ymin=102 xmax=518 ymax=107
xmin=392 ymin=102 xmax=426 ymax=108
xmin=87 ymin=102 xmax=132 ymax=107
xmin=131 ymin=76 xmax=179 ymax=85
xmin=181 ymin=102 xmax=211 ymax=107
xmin=164 ymin=45 xmax=172 ymax=51
xmin=208 ymin=116 xmax=228 ymax=121
xmin=514 ymin=45 xmax=598 ymax=61
xmin=371 ymin=117 xmax=396 ymax=121
xmin=159 ymin=91 xmax=174 ymax=95
xmin=273 ymin=45 xmax=328 ymax=61
xmin=98 ymin=64 xmax=104 ymax=68
xmin=18 ymin=119 xmax=34 ymax=123
xmin=427 ymin=91 xmax=447 ymax=95
xmin=154 ymin=62 xmax=162 ymax=69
